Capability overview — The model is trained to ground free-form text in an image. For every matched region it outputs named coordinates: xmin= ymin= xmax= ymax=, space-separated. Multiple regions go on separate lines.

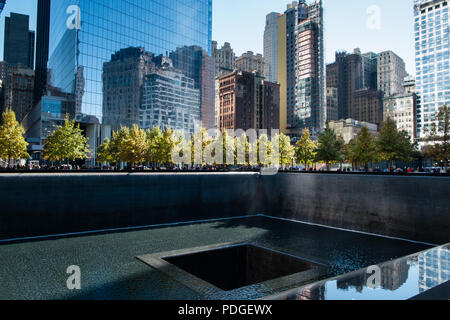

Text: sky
xmin=0 ymin=0 xmax=416 ymax=75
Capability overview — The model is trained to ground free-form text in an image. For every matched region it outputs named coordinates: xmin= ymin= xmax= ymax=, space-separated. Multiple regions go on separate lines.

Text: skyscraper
xmin=47 ymin=0 xmax=213 ymax=128
xmin=217 ymin=71 xmax=280 ymax=132
xmin=414 ymin=0 xmax=450 ymax=139
xmin=0 ymin=1 xmax=6 ymax=17
xmin=277 ymin=0 xmax=325 ymax=137
xmin=34 ymin=0 xmax=51 ymax=106
xmin=264 ymin=12 xmax=279 ymax=83
xmin=327 ymin=49 xmax=382 ymax=124
xmin=212 ymin=41 xmax=236 ymax=77
xmin=3 ymin=12 xmax=35 ymax=69
xmin=377 ymin=51 xmax=408 ymax=97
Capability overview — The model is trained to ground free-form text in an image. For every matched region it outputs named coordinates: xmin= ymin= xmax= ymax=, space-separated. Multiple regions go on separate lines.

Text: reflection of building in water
xmin=381 ymin=260 xmax=410 ymax=291
xmin=296 ymin=282 xmax=326 ymax=300
xmin=141 ymin=69 xmax=201 ymax=135
xmin=337 ymin=260 xmax=410 ymax=292
xmin=419 ymin=247 xmax=450 ymax=293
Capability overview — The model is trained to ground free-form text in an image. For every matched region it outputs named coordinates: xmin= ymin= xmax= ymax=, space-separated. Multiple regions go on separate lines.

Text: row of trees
xmin=0 ymin=110 xmax=89 ymax=167
xmin=295 ymin=118 xmax=417 ymax=171
xmin=0 ymin=106 xmax=449 ymax=170
xmin=95 ymin=124 xmax=297 ymax=168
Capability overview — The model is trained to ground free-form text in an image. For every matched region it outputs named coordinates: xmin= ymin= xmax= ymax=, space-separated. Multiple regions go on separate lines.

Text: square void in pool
xmin=144 ymin=243 xmax=325 ymax=292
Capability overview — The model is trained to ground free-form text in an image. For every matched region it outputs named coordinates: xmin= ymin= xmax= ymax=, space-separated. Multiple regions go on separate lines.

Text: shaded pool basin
xmin=0 ymin=215 xmax=444 ymax=300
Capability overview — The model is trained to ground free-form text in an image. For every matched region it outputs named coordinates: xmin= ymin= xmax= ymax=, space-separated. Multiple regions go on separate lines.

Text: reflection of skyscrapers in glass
xmin=47 ymin=0 xmax=213 ymax=126
xmin=102 ymin=47 xmax=157 ymax=131
xmin=419 ymin=246 xmax=449 ymax=293
xmin=142 ymin=70 xmax=201 ymax=135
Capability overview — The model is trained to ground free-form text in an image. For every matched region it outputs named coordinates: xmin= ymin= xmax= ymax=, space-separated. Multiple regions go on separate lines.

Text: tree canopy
xmin=43 ymin=115 xmax=89 ymax=163
xmin=295 ymin=129 xmax=317 ymax=168
xmin=0 ymin=108 xmax=29 ymax=165
xmin=315 ymin=125 xmax=343 ymax=170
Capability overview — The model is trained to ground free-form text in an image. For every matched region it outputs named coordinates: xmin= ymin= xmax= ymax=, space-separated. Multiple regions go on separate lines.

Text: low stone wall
xmin=261 ymin=173 xmax=450 ymax=245
xmin=0 ymin=173 xmax=449 ymax=244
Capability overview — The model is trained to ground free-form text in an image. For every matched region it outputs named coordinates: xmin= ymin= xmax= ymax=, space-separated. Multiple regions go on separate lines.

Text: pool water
xmin=0 ymin=215 xmax=432 ymax=300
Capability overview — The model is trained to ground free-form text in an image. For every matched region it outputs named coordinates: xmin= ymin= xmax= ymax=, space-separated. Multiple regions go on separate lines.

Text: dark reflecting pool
xmin=0 ymin=215 xmax=435 ymax=300
xmin=267 ymin=243 xmax=449 ymax=300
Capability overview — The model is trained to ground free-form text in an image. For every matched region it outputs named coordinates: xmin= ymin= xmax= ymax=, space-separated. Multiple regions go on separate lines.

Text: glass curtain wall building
xmin=414 ymin=0 xmax=449 ymax=140
xmin=47 ymin=0 xmax=213 ymax=134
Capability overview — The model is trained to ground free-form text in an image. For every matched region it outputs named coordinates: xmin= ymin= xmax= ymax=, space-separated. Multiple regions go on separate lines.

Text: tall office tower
xmin=201 ymin=53 xmax=216 ymax=129
xmin=217 ymin=71 xmax=280 ymax=131
xmin=377 ymin=51 xmax=408 ymax=97
xmin=3 ymin=13 xmax=35 ymax=69
xmin=277 ymin=0 xmax=325 ymax=137
xmin=47 ymin=0 xmax=212 ymax=128
xmin=212 ymin=41 xmax=236 ymax=77
xmin=236 ymin=51 xmax=265 ymax=75
xmin=414 ymin=0 xmax=449 ymax=139
xmin=264 ymin=12 xmax=280 ymax=82
xmin=34 ymin=0 xmax=51 ymax=106
xmin=0 ymin=0 xmax=5 ymax=16
xmin=327 ymin=49 xmax=381 ymax=122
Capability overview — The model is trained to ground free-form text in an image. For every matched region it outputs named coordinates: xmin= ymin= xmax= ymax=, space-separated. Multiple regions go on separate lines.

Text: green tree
xmin=43 ymin=115 xmax=89 ymax=163
xmin=316 ymin=125 xmax=343 ymax=171
xmin=109 ymin=126 xmax=130 ymax=164
xmin=378 ymin=118 xmax=415 ymax=170
xmin=147 ymin=127 xmax=181 ymax=165
xmin=121 ymin=124 xmax=148 ymax=165
xmin=0 ymin=108 xmax=29 ymax=167
xmin=273 ymin=133 xmax=295 ymax=167
xmin=295 ymin=129 xmax=317 ymax=169
xmin=349 ymin=126 xmax=379 ymax=170
xmin=422 ymin=105 xmax=450 ymax=171
xmin=97 ymin=138 xmax=114 ymax=165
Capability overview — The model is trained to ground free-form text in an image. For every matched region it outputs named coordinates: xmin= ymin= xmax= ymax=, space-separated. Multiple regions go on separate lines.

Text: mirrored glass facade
xmin=47 ymin=0 xmax=213 ymax=131
xmin=414 ymin=0 xmax=450 ymax=138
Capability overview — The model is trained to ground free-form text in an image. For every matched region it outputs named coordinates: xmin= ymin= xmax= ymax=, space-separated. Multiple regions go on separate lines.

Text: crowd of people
xmin=1 ymin=160 xmax=447 ymax=174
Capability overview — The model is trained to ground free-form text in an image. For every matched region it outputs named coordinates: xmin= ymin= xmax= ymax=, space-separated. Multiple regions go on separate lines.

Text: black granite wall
xmin=261 ymin=174 xmax=450 ymax=245
xmin=0 ymin=173 xmax=263 ymax=240
xmin=0 ymin=173 xmax=449 ymax=244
